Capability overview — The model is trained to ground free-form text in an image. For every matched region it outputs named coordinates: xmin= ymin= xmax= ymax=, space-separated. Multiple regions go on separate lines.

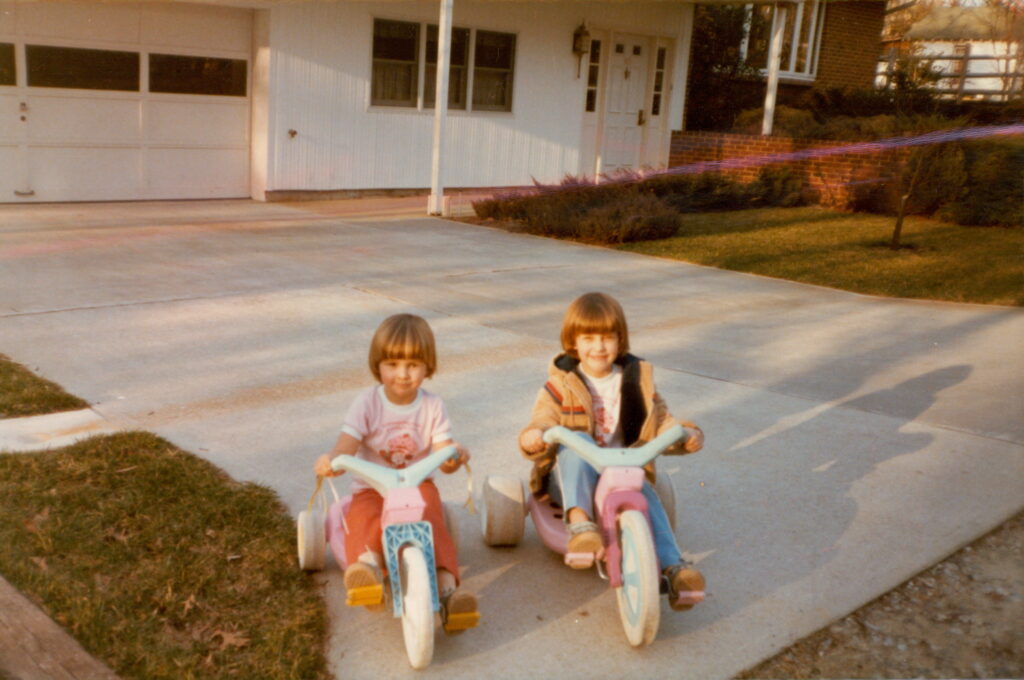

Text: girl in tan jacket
xmin=519 ymin=292 xmax=706 ymax=610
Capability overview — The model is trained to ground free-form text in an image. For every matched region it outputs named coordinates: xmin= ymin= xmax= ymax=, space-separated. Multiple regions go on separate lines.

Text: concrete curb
xmin=0 ymin=410 xmax=121 ymax=453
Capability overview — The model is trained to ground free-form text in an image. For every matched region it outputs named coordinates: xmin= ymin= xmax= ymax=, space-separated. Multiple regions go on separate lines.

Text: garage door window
xmin=0 ymin=43 xmax=14 ymax=86
xmin=149 ymin=54 xmax=247 ymax=96
xmin=27 ymin=45 xmax=139 ymax=91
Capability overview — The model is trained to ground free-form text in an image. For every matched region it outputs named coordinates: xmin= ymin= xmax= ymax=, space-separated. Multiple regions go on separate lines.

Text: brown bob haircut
xmin=368 ymin=313 xmax=437 ymax=380
xmin=560 ymin=292 xmax=629 ymax=359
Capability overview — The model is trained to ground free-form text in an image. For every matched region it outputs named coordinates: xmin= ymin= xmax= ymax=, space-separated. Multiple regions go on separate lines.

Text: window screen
xmin=371 ymin=19 xmax=419 ymax=107
xmin=0 ymin=43 xmax=14 ymax=86
xmin=425 ymin=25 xmax=469 ymax=109
xmin=472 ymin=30 xmax=515 ymax=112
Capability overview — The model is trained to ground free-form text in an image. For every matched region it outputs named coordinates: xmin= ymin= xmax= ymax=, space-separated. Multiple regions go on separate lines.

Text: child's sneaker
xmin=344 ymin=561 xmax=384 ymax=608
xmin=440 ymin=588 xmax=480 ymax=634
xmin=566 ymin=521 xmax=603 ymax=568
xmin=664 ymin=562 xmax=705 ymax=611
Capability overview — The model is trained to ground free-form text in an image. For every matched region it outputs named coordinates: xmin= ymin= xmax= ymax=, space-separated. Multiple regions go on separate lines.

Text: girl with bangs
xmin=315 ymin=313 xmax=478 ymax=625
xmin=519 ymin=292 xmax=707 ymax=611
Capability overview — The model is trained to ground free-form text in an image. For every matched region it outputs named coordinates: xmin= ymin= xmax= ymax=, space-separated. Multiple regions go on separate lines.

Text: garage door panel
xmin=141 ymin=5 xmax=251 ymax=53
xmin=28 ymin=95 xmax=141 ymax=144
xmin=29 ymin=146 xmax=141 ymax=201
xmin=0 ymin=94 xmax=21 ymax=140
xmin=146 ymin=148 xmax=247 ymax=199
xmin=16 ymin=3 xmax=141 ymax=44
xmin=146 ymin=100 xmax=247 ymax=147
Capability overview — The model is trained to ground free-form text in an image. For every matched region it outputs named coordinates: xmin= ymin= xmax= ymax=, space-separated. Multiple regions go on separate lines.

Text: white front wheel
xmin=615 ymin=510 xmax=660 ymax=647
xmin=400 ymin=546 xmax=435 ymax=669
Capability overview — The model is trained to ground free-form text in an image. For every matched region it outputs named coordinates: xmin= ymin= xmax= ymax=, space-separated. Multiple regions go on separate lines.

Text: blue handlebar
xmin=329 ymin=445 xmax=460 ymax=496
xmin=542 ymin=425 xmax=686 ymax=472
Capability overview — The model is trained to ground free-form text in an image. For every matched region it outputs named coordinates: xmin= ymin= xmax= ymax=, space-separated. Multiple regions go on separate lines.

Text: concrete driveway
xmin=1 ymin=199 xmax=1021 ymax=679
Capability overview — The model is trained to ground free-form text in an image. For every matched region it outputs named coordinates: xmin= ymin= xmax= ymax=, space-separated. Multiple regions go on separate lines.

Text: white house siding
xmin=918 ymin=40 xmax=1021 ymax=101
xmin=261 ymin=1 xmax=690 ymax=194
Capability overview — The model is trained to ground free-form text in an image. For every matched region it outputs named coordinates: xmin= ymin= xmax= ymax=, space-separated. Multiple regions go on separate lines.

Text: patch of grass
xmin=0 ymin=354 xmax=89 ymax=418
xmin=618 ymin=207 xmax=1024 ymax=306
xmin=0 ymin=432 xmax=328 ymax=680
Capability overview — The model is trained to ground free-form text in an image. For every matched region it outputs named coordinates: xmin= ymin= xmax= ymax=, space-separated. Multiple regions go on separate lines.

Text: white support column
xmin=762 ymin=3 xmax=787 ymax=136
xmin=428 ymin=0 xmax=454 ymax=216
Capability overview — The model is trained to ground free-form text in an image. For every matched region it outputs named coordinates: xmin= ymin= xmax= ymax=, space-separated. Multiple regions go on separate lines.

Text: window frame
xmin=369 ymin=18 xmax=516 ymax=114
xmin=739 ymin=0 xmax=826 ymax=82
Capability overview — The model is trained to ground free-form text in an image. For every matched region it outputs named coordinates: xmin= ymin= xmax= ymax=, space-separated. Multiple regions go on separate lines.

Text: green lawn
xmin=0 ymin=354 xmax=88 ymax=418
xmin=619 ymin=207 xmax=1024 ymax=306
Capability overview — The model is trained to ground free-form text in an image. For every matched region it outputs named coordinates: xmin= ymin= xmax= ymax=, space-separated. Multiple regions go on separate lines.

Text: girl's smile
xmin=575 ymin=333 xmax=619 ymax=378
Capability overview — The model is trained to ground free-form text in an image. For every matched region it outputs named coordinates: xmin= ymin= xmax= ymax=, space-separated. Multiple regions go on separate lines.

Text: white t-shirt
xmin=340 ymin=385 xmax=453 ymax=491
xmin=580 ymin=365 xmax=623 ymax=447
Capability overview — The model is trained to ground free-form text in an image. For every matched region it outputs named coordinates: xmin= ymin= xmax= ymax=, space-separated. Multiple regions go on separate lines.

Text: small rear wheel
xmin=615 ymin=510 xmax=660 ymax=647
xmin=400 ymin=546 xmax=435 ymax=669
xmin=479 ymin=475 xmax=525 ymax=546
xmin=297 ymin=509 xmax=325 ymax=571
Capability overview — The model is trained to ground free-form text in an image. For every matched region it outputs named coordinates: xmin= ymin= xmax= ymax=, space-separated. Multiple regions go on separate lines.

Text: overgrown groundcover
xmin=0 ymin=353 xmax=88 ymax=418
xmin=618 ymin=207 xmax=1024 ymax=306
xmin=0 ymin=432 xmax=328 ymax=679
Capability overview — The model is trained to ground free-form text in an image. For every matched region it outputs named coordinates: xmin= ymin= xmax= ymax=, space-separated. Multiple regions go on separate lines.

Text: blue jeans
xmin=549 ymin=435 xmax=682 ymax=570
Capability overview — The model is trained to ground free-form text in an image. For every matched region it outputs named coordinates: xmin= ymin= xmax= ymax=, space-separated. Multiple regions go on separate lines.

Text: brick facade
xmin=816 ymin=1 xmax=887 ymax=90
xmin=668 ymin=130 xmax=907 ymax=208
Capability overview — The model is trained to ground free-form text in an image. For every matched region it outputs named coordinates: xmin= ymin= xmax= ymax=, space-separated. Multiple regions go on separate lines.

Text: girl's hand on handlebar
xmin=682 ymin=427 xmax=704 ymax=453
xmin=520 ymin=428 xmax=546 ymax=454
xmin=314 ymin=453 xmax=344 ymax=478
xmin=440 ymin=444 xmax=470 ymax=474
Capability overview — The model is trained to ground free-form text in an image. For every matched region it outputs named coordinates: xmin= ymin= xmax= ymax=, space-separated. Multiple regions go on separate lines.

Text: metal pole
xmin=762 ymin=3 xmax=787 ymax=136
xmin=428 ymin=0 xmax=453 ymax=215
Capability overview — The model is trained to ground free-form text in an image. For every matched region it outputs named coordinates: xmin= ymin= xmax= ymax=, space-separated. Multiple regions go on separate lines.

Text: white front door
xmin=600 ymin=34 xmax=650 ymax=176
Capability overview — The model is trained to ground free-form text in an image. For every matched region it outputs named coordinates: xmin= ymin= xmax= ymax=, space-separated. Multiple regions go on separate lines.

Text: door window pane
xmin=27 ymin=45 xmax=139 ymax=91
xmin=473 ymin=30 xmax=515 ymax=111
xmin=371 ymin=19 xmax=419 ymax=107
xmin=0 ymin=43 xmax=14 ymax=86
xmin=150 ymin=54 xmax=246 ymax=96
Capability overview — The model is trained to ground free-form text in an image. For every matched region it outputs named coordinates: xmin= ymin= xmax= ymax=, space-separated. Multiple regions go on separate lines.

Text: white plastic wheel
xmin=615 ymin=510 xmax=661 ymax=647
xmin=653 ymin=471 xmax=678 ymax=533
xmin=479 ymin=475 xmax=525 ymax=546
xmin=296 ymin=509 xmax=326 ymax=571
xmin=399 ymin=546 xmax=435 ymax=669
xmin=443 ymin=502 xmax=461 ymax=552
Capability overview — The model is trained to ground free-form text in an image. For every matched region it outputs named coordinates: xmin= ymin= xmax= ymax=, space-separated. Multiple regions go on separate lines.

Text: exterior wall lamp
xmin=573 ymin=22 xmax=592 ymax=77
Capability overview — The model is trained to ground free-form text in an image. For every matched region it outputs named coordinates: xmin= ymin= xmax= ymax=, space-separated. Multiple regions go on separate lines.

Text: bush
xmin=732 ymin=105 xmax=818 ymax=138
xmin=751 ymin=166 xmax=806 ymax=207
xmin=937 ymin=141 xmax=1024 ymax=227
xmin=645 ymin=172 xmax=756 ymax=212
xmin=574 ymin=193 xmax=681 ymax=243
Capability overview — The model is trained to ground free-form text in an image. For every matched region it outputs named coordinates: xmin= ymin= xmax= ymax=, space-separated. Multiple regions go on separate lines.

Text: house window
xmin=585 ymin=39 xmax=601 ymax=112
xmin=27 ymin=44 xmax=139 ymax=91
xmin=425 ymin=24 xmax=470 ymax=109
xmin=741 ymin=0 xmax=825 ymax=80
xmin=371 ymin=19 xmax=420 ymax=107
xmin=150 ymin=54 xmax=247 ymax=96
xmin=473 ymin=30 xmax=516 ymax=112
xmin=0 ymin=43 xmax=14 ymax=86
xmin=651 ymin=46 xmax=667 ymax=116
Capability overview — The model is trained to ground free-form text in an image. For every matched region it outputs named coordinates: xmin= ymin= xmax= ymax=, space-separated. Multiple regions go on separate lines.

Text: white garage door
xmin=0 ymin=2 xmax=251 ymax=202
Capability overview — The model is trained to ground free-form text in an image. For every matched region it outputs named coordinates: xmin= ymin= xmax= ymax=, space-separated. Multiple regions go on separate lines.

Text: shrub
xmin=937 ymin=141 xmax=1024 ymax=227
xmin=574 ymin=193 xmax=681 ymax=244
xmin=732 ymin=105 xmax=818 ymax=138
xmin=751 ymin=166 xmax=806 ymax=207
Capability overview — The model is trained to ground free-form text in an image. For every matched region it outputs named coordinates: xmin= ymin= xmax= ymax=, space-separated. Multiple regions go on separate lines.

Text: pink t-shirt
xmin=340 ymin=385 xmax=453 ymax=491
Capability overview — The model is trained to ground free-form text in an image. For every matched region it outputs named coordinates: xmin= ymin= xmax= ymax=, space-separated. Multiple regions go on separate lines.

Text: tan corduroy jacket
xmin=518 ymin=353 xmax=701 ymax=495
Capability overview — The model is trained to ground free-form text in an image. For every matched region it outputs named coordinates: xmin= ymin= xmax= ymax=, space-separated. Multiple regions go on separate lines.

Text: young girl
xmin=315 ymin=313 xmax=478 ymax=628
xmin=519 ymin=292 xmax=706 ymax=611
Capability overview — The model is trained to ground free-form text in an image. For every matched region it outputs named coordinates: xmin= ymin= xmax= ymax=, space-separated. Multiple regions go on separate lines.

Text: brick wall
xmin=669 ymin=130 xmax=907 ymax=208
xmin=816 ymin=1 xmax=887 ymax=89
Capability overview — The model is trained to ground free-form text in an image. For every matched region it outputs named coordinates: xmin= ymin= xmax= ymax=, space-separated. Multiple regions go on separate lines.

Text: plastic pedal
xmin=346 ymin=583 xmax=384 ymax=607
xmin=443 ymin=611 xmax=481 ymax=633
xmin=564 ymin=551 xmax=595 ymax=569
xmin=674 ymin=590 xmax=705 ymax=607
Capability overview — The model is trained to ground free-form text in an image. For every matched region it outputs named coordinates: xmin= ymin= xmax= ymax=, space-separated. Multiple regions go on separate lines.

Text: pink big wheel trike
xmin=478 ymin=425 xmax=700 ymax=647
xmin=296 ymin=445 xmax=477 ymax=669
